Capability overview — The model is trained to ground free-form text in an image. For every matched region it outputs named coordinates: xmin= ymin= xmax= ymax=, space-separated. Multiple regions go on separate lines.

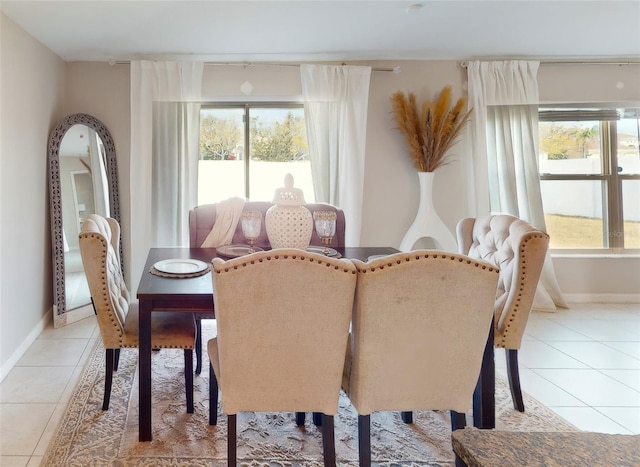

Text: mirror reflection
xmin=48 ymin=113 xmax=120 ymax=327
xmin=59 ymin=124 xmax=110 ymax=311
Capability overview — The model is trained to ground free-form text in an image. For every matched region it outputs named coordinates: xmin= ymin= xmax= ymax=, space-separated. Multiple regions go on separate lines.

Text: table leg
xmin=473 ymin=317 xmax=495 ymax=429
xmin=139 ymin=299 xmax=152 ymax=441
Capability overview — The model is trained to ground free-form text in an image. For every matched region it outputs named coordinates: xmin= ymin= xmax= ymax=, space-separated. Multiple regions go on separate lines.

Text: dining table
xmin=136 ymin=246 xmax=496 ymax=442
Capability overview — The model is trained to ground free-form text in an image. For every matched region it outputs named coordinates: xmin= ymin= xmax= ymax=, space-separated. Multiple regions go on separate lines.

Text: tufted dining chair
xmin=207 ymin=249 xmax=357 ymax=467
xmin=343 ymin=251 xmax=499 ymax=467
xmin=79 ymin=214 xmax=196 ymax=412
xmin=456 ymin=214 xmax=549 ymax=412
xmin=188 ymin=201 xmax=346 ymax=375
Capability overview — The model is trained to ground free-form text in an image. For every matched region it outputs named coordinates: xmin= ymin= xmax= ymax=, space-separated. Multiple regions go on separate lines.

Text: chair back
xmin=345 ymin=251 xmax=499 ymax=415
xmin=456 ymin=214 xmax=549 ymax=349
xmin=79 ymin=214 xmax=130 ymax=348
xmin=189 ymin=201 xmax=346 ymax=248
xmin=210 ymin=249 xmax=357 ymax=415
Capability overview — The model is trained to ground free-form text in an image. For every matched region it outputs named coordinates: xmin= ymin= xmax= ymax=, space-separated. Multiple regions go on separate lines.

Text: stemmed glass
xmin=240 ymin=211 xmax=262 ymax=253
xmin=313 ymin=210 xmax=337 ymax=255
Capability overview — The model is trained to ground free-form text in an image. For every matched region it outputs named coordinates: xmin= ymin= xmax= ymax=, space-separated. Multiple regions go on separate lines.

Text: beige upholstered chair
xmin=79 ymin=214 xmax=196 ymax=411
xmin=456 ymin=214 xmax=549 ymax=412
xmin=343 ymin=251 xmax=499 ymax=467
xmin=188 ymin=201 xmax=347 ymax=375
xmin=207 ymin=249 xmax=357 ymax=467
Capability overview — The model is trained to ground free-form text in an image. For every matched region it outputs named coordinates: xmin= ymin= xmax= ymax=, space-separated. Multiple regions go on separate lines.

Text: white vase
xmin=266 ymin=205 xmax=313 ymax=249
xmin=265 ymin=173 xmax=313 ymax=250
xmin=399 ymin=171 xmax=457 ymax=252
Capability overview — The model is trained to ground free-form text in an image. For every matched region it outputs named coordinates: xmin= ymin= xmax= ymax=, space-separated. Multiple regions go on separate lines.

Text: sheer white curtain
xmin=300 ymin=64 xmax=371 ymax=246
xmin=130 ymin=61 xmax=203 ymax=290
xmin=152 ymin=102 xmax=201 ymax=246
xmin=467 ymin=60 xmax=568 ymax=311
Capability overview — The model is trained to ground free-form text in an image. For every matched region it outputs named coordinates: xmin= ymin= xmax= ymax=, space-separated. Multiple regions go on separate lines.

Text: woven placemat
xmin=149 ymin=266 xmax=211 ymax=278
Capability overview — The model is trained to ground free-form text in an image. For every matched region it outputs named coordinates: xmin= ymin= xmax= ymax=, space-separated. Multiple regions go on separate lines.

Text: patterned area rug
xmin=42 ymin=334 xmax=577 ymax=466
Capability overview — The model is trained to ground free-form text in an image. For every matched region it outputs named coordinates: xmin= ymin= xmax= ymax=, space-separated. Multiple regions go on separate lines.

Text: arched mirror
xmin=48 ymin=113 xmax=120 ymax=327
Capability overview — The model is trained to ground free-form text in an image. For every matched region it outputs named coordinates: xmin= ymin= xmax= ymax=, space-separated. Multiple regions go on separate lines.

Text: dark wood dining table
xmin=136 ymin=246 xmax=496 ymax=442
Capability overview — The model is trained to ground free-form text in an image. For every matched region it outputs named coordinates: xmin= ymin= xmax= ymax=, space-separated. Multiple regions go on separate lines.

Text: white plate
xmin=153 ymin=258 xmax=209 ymax=274
xmin=216 ymin=244 xmax=264 ymax=258
xmin=307 ymin=246 xmax=339 ymax=257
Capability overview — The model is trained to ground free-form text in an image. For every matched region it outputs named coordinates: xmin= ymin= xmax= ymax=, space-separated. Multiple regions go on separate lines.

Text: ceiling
xmin=2 ymin=1 xmax=640 ymax=63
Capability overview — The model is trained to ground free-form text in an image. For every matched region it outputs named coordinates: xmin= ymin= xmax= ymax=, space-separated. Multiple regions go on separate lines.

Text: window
xmin=198 ymin=104 xmax=314 ymax=204
xmin=538 ymin=106 xmax=640 ymax=251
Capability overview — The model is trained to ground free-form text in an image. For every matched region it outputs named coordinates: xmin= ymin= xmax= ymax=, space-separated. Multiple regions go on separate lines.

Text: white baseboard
xmin=1 ymin=305 xmax=96 ymax=382
xmin=0 ymin=309 xmax=52 ymax=383
xmin=563 ymin=293 xmax=640 ymax=304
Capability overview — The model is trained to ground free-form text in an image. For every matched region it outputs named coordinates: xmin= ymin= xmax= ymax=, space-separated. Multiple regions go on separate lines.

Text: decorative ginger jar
xmin=265 ymin=173 xmax=313 ymax=250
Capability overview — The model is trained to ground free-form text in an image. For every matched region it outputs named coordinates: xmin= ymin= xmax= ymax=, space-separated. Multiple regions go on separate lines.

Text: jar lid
xmin=271 ymin=173 xmax=306 ymax=206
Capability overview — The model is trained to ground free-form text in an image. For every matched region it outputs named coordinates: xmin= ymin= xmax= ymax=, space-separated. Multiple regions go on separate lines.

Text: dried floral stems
xmin=391 ymin=86 xmax=472 ymax=172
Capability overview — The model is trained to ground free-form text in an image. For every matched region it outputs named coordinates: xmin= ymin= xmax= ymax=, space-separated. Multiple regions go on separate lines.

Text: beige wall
xmin=2 ymin=15 xmax=639 ymax=374
xmin=0 ymin=14 xmax=65 ymax=374
xmin=63 ymin=62 xmax=131 ymax=273
xmin=539 ymin=64 xmax=640 ymax=103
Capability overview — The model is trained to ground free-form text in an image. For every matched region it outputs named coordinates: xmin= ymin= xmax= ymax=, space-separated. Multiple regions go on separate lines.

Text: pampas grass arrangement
xmin=391 ymin=86 xmax=472 ymax=172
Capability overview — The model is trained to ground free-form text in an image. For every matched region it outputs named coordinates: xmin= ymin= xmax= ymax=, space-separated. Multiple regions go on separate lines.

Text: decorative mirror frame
xmin=48 ymin=113 xmax=120 ymax=327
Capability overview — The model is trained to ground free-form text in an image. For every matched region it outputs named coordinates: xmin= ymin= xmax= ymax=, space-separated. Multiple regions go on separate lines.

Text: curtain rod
xmin=459 ymin=60 xmax=640 ymax=68
xmin=112 ymin=60 xmax=401 ymax=73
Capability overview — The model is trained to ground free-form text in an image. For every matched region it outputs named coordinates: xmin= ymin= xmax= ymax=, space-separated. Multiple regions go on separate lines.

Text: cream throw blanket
xmin=200 ymin=197 xmax=246 ymax=247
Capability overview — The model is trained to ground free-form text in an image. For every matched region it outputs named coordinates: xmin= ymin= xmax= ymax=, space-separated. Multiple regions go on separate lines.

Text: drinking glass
xmin=313 ymin=210 xmax=337 ymax=255
xmin=240 ymin=211 xmax=262 ymax=253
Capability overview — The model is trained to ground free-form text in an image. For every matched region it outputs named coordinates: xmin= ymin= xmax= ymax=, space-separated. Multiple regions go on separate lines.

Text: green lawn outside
xmin=545 ymin=214 xmax=640 ymax=249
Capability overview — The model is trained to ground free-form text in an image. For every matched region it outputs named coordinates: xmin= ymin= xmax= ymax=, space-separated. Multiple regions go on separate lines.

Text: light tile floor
xmin=1 ymin=303 xmax=639 ymax=466
xmin=496 ymin=302 xmax=640 ymax=435
xmin=0 ymin=306 xmax=100 ymax=467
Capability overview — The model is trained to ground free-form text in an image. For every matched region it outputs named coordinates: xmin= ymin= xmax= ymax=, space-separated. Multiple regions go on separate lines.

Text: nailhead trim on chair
xmin=359 ymin=252 xmax=500 ymax=274
xmin=81 ymin=232 xmax=193 ymax=350
xmin=496 ymin=233 xmax=547 ymax=349
xmin=81 ymin=232 xmax=127 ymax=347
xmin=214 ymin=252 xmax=357 ymax=274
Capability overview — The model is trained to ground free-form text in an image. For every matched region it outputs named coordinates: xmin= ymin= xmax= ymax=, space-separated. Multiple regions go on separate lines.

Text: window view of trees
xmin=199 ymin=108 xmax=308 ymax=162
xmin=198 ymin=105 xmax=313 ymax=204
xmin=200 ymin=113 xmax=242 ymax=160
xmin=250 ymin=112 xmax=308 ymax=162
xmin=540 ymin=124 xmax=598 ymax=160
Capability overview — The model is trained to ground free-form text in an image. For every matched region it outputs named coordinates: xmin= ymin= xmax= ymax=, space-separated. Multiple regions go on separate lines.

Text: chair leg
xmin=113 ymin=348 xmax=120 ymax=371
xmin=195 ymin=318 xmax=203 ymax=375
xmin=455 ymin=453 xmax=469 ymax=467
xmin=401 ymin=411 xmax=413 ymax=423
xmin=506 ymin=349 xmax=525 ymax=412
xmin=358 ymin=414 xmax=371 ymax=467
xmin=295 ymin=412 xmax=306 ymax=426
xmin=103 ymin=349 xmax=115 ymax=410
xmin=450 ymin=410 xmax=467 ymax=431
xmin=321 ymin=414 xmax=336 ymax=467
xmin=184 ymin=349 xmax=194 ymax=413
xmin=313 ymin=411 xmax=323 ymax=426
xmin=209 ymin=363 xmax=219 ymax=425
xmin=227 ymin=414 xmax=237 ymax=467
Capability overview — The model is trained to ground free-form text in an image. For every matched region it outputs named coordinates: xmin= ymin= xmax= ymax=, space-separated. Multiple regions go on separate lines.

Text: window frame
xmin=199 ymin=101 xmax=307 ymax=200
xmin=538 ymin=103 xmax=640 ymax=255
